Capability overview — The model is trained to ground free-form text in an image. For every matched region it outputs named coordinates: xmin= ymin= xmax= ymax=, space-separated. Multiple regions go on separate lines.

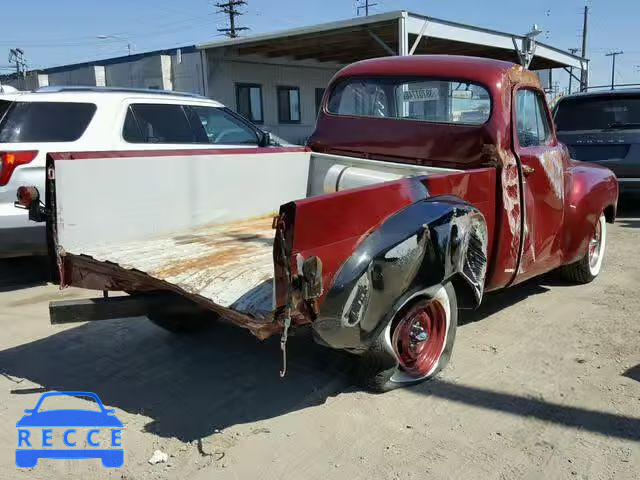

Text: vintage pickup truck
xmin=16 ymin=56 xmax=618 ymax=392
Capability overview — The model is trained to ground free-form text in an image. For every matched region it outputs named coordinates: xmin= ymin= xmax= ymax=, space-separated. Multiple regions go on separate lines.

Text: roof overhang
xmin=198 ymin=11 xmax=586 ymax=71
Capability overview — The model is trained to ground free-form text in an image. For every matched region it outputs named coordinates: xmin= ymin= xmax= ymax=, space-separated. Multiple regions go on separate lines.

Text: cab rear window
xmin=327 ymin=77 xmax=491 ymax=125
xmin=0 ymin=102 xmax=96 ymax=142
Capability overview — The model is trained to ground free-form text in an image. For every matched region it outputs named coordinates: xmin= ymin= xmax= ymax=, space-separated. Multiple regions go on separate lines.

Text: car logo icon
xmin=16 ymin=391 xmax=123 ymax=468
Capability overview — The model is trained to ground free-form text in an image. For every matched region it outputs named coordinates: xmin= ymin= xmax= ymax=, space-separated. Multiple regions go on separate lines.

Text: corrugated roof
xmin=198 ymin=10 xmax=585 ymax=71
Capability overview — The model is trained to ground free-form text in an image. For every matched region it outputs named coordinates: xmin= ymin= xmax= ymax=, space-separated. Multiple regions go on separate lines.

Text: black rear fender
xmin=312 ymin=196 xmax=488 ymax=351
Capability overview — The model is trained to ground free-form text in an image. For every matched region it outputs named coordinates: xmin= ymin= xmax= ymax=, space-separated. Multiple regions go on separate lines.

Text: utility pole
xmin=356 ymin=0 xmax=377 ymax=16
xmin=568 ymin=47 xmax=579 ymax=94
xmin=216 ymin=1 xmax=248 ymax=38
xmin=8 ymin=48 xmax=27 ymax=89
xmin=605 ymin=51 xmax=623 ymax=90
xmin=580 ymin=5 xmax=589 ymax=91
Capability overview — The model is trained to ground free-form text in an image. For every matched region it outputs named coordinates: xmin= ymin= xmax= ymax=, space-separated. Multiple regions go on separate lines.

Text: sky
xmin=0 ymin=0 xmax=637 ymax=88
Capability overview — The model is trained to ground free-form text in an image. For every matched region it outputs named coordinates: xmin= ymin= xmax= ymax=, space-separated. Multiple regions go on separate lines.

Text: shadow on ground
xmin=412 ymin=378 xmax=640 ymax=442
xmin=616 ymin=199 xmax=640 ymax=229
xmin=623 ymin=364 xmax=640 ymax=383
xmin=0 ymin=261 xmax=636 ymax=443
xmin=0 ymin=318 xmax=353 ymax=441
xmin=459 ymin=269 xmax=582 ymax=326
xmin=460 ymin=281 xmax=550 ymax=325
xmin=0 ymin=256 xmax=50 ymax=292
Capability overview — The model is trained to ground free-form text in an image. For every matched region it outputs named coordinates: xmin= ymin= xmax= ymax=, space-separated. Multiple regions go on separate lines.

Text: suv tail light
xmin=0 ymin=151 xmax=38 ymax=186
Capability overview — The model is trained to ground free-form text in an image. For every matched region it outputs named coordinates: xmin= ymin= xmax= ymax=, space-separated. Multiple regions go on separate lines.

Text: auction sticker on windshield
xmin=15 ymin=391 xmax=123 ymax=468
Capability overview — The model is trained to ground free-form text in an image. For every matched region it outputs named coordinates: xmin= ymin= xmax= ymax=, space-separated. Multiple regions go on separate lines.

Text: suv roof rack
xmin=33 ymin=86 xmax=207 ymax=98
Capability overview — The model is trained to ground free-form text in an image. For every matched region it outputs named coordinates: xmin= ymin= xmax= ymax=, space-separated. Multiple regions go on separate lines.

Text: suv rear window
xmin=0 ymin=102 xmax=96 ymax=142
xmin=327 ymin=77 xmax=491 ymax=125
xmin=0 ymin=100 xmax=11 ymax=120
xmin=555 ymin=95 xmax=640 ymax=131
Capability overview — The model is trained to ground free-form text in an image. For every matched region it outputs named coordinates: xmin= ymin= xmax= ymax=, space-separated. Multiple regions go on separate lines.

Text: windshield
xmin=327 ymin=77 xmax=491 ymax=125
xmin=0 ymin=101 xmax=96 ymax=143
xmin=555 ymin=95 xmax=640 ymax=131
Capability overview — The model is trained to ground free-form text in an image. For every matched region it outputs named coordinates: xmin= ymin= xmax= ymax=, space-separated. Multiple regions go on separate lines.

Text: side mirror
xmin=259 ymin=130 xmax=272 ymax=147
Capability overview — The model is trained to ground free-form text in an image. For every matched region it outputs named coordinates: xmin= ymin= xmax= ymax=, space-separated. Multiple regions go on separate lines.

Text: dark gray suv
xmin=554 ymin=90 xmax=640 ymax=194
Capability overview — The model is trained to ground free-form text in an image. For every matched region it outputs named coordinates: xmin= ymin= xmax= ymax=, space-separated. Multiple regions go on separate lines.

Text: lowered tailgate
xmin=46 ymin=147 xmax=310 ymax=335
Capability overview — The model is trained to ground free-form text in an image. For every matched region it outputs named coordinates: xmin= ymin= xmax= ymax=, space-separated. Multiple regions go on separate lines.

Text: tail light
xmin=16 ymin=186 xmax=40 ymax=208
xmin=0 ymin=151 xmax=38 ymax=186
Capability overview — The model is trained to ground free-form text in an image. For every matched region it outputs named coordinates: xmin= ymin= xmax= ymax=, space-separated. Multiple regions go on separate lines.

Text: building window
xmin=236 ymin=83 xmax=263 ymax=123
xmin=315 ymin=88 xmax=325 ymax=114
xmin=277 ymin=86 xmax=301 ymax=123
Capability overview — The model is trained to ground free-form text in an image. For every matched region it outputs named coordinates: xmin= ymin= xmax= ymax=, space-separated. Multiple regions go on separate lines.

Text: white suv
xmin=0 ymin=87 xmax=286 ymax=258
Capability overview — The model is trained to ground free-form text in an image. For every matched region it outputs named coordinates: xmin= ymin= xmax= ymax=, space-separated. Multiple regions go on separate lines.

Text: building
xmin=1 ymin=10 xmax=586 ymax=144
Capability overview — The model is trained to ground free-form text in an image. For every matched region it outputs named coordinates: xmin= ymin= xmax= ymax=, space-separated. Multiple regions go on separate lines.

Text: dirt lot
xmin=0 ymin=208 xmax=638 ymax=480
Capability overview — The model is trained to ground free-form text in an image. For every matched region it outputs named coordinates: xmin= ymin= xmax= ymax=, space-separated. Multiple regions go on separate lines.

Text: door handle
xmin=522 ymin=165 xmax=535 ymax=176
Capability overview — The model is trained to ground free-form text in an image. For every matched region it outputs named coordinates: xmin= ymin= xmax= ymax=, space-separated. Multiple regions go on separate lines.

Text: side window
xmin=277 ymin=86 xmax=301 ymax=123
xmin=122 ymin=107 xmax=143 ymax=143
xmin=123 ymin=104 xmax=200 ymax=144
xmin=188 ymin=106 xmax=260 ymax=145
xmin=516 ymin=89 xmax=551 ymax=147
xmin=236 ymin=84 xmax=263 ymax=123
xmin=534 ymin=92 xmax=551 ymax=143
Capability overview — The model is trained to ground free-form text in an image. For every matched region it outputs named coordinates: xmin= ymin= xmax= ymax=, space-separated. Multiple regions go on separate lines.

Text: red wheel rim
xmin=392 ymin=298 xmax=447 ymax=378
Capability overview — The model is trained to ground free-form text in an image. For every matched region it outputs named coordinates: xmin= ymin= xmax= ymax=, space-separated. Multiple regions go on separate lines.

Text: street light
xmin=96 ymin=35 xmax=132 ymax=56
xmin=519 ymin=24 xmax=543 ymax=68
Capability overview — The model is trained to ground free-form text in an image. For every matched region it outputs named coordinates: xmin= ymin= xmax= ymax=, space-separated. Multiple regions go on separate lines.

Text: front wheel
xmin=355 ymin=282 xmax=458 ymax=392
xmin=560 ymin=213 xmax=607 ymax=284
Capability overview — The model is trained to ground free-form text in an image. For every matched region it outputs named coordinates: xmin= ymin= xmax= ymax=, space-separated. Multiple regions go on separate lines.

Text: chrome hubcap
xmin=409 ymin=322 xmax=429 ymax=345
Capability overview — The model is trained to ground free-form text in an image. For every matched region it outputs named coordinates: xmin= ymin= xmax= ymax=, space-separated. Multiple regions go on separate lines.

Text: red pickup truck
xmin=17 ymin=56 xmax=618 ymax=392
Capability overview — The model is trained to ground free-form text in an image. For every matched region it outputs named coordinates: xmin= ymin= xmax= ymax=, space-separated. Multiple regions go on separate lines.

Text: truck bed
xmin=72 ymin=215 xmax=275 ymax=318
xmin=49 ymin=148 xmax=456 ymax=328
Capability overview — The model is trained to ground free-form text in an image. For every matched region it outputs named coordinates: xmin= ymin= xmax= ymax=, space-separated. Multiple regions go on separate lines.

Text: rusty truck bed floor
xmin=71 ymin=216 xmax=276 ymax=317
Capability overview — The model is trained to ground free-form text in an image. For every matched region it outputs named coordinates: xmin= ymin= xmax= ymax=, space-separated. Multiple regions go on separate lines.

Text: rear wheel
xmin=356 ymin=282 xmax=458 ymax=392
xmin=560 ymin=213 xmax=607 ymax=284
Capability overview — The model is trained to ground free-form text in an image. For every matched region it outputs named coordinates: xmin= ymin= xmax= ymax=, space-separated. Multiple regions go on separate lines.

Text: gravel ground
xmin=0 ymin=207 xmax=638 ymax=480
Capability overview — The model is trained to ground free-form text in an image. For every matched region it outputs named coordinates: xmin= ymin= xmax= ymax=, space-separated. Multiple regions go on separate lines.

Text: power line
xmin=215 ymin=1 xmax=249 ymax=38
xmin=0 ymin=14 xmax=216 ymax=47
xmin=7 ymin=48 xmax=28 ymax=89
